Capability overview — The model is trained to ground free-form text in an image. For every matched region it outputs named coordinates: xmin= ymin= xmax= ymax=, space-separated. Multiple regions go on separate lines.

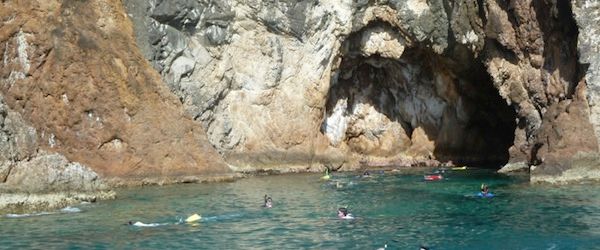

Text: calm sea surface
xmin=2 ymin=169 xmax=599 ymax=249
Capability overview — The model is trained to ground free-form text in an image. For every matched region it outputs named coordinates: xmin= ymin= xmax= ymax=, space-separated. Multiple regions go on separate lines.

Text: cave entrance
xmin=322 ymin=38 xmax=516 ymax=168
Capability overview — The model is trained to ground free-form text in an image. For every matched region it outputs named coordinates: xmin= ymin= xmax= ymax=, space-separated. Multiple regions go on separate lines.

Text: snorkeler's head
xmin=265 ymin=197 xmax=273 ymax=208
xmin=338 ymin=207 xmax=348 ymax=216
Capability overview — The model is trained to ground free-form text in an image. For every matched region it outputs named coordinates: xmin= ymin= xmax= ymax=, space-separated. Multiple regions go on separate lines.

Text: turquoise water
xmin=2 ymin=170 xmax=600 ymax=249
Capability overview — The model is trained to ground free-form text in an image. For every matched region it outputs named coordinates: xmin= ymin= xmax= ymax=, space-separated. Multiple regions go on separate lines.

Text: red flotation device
xmin=424 ymin=174 xmax=443 ymax=181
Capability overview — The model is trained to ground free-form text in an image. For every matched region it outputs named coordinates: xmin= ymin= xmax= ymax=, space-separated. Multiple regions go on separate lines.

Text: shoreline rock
xmin=497 ymin=161 xmax=529 ymax=175
xmin=531 ymin=152 xmax=600 ymax=184
xmin=0 ymin=191 xmax=116 ymax=215
xmin=103 ymin=173 xmax=242 ymax=187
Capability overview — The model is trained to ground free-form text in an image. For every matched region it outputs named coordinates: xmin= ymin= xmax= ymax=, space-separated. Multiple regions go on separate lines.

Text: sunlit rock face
xmin=0 ymin=0 xmax=231 ymax=189
xmin=121 ymin=0 xmax=600 ymax=182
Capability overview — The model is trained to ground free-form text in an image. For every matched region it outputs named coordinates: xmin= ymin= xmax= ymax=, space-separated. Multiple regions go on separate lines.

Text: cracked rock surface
xmin=124 ymin=0 xmax=600 ymax=183
xmin=0 ymin=0 xmax=233 ymax=212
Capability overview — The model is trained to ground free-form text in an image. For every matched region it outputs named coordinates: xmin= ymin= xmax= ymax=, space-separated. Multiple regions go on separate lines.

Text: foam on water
xmin=61 ymin=206 xmax=82 ymax=213
xmin=131 ymin=222 xmax=169 ymax=227
xmin=6 ymin=212 xmax=55 ymax=218
xmin=6 ymin=206 xmax=82 ymax=218
xmin=201 ymin=213 xmax=243 ymax=222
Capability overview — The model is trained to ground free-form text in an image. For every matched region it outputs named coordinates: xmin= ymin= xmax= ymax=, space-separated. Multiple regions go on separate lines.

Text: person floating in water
xmin=337 ymin=207 xmax=354 ymax=219
xmin=127 ymin=213 xmax=200 ymax=227
xmin=263 ymin=194 xmax=273 ymax=208
xmin=362 ymin=170 xmax=371 ymax=178
xmin=424 ymin=173 xmax=443 ymax=181
xmin=477 ymin=183 xmax=494 ymax=198
xmin=127 ymin=221 xmax=165 ymax=227
xmin=321 ymin=168 xmax=331 ymax=180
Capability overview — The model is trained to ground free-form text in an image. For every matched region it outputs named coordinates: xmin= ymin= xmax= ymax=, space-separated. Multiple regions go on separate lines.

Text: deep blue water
xmin=2 ymin=169 xmax=600 ymax=249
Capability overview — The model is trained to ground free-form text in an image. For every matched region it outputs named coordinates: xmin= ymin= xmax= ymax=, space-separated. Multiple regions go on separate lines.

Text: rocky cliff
xmin=2 ymin=0 xmax=600 ymax=213
xmin=122 ymin=0 xmax=600 ymax=183
xmin=0 ymin=0 xmax=233 ymax=212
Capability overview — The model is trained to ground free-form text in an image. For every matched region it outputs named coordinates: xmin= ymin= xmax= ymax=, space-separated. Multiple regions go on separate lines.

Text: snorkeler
xmin=337 ymin=207 xmax=354 ymax=219
xmin=424 ymin=173 xmax=443 ymax=181
xmin=362 ymin=170 xmax=371 ymax=178
xmin=127 ymin=213 xmax=200 ymax=227
xmin=321 ymin=168 xmax=331 ymax=180
xmin=481 ymin=184 xmax=489 ymax=194
xmin=127 ymin=221 xmax=165 ymax=227
xmin=376 ymin=243 xmax=388 ymax=250
xmin=263 ymin=194 xmax=273 ymax=208
xmin=477 ymin=184 xmax=494 ymax=198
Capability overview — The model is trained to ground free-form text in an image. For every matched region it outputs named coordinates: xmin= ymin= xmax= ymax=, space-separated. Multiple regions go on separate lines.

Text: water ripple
xmin=1 ymin=172 xmax=599 ymax=249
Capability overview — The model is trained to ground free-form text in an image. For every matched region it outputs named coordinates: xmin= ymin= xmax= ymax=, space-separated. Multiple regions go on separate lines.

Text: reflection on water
xmin=2 ymin=170 xmax=600 ymax=249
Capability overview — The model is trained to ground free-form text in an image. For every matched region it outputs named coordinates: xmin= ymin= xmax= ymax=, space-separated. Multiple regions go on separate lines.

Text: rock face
xmin=124 ymin=0 xmax=600 ymax=182
xmin=0 ymin=0 xmax=232 ymax=212
xmin=0 ymin=94 xmax=115 ymax=213
xmin=0 ymin=0 xmax=598 ymax=201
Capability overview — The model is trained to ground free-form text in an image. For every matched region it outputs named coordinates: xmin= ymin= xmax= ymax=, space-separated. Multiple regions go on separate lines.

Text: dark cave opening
xmin=322 ymin=45 xmax=517 ymax=168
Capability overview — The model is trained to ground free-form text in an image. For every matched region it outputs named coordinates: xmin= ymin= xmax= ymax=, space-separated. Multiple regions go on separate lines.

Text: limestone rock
xmin=497 ymin=162 xmax=529 ymax=174
xmin=573 ymin=1 xmax=600 ymax=146
xmin=0 ymin=192 xmax=116 ymax=215
xmin=119 ymin=0 xmax=600 ymax=183
xmin=0 ymin=95 xmax=115 ymax=213
xmin=0 ymin=0 xmax=231 ymax=182
xmin=531 ymin=152 xmax=600 ymax=184
xmin=3 ymin=152 xmax=108 ymax=193
xmin=1 ymin=0 xmax=599 ymax=184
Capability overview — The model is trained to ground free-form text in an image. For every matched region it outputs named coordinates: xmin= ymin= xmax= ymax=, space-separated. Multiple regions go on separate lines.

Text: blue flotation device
xmin=477 ymin=192 xmax=495 ymax=198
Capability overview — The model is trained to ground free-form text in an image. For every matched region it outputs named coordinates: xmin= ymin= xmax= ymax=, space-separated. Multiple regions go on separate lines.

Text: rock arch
xmin=321 ymin=19 xmax=516 ymax=168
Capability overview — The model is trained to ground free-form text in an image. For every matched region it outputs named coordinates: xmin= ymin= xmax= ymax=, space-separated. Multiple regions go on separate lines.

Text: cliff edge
xmin=0 ymin=0 xmax=232 ymax=213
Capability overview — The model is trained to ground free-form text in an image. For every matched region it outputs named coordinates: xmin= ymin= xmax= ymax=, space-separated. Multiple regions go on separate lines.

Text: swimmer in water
xmin=263 ymin=194 xmax=273 ymax=208
xmin=127 ymin=221 xmax=164 ymax=227
xmin=477 ymin=183 xmax=494 ymax=198
xmin=321 ymin=168 xmax=331 ymax=180
xmin=481 ymin=184 xmax=489 ymax=195
xmin=362 ymin=170 xmax=371 ymax=178
xmin=337 ymin=207 xmax=354 ymax=219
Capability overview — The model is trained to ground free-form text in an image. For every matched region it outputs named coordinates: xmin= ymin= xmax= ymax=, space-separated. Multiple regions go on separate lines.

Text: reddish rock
xmin=0 ymin=0 xmax=230 ymax=182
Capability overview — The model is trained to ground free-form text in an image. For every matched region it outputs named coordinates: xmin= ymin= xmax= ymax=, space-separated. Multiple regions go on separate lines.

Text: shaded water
xmin=2 ymin=170 xmax=600 ymax=249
